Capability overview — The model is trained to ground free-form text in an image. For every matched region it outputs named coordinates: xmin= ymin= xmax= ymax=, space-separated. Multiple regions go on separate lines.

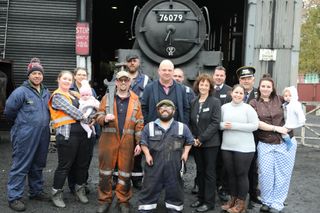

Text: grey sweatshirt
xmin=220 ymin=102 xmax=259 ymax=152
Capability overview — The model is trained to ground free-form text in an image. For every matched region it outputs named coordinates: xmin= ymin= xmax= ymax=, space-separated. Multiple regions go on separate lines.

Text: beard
xmin=157 ymin=110 xmax=174 ymax=122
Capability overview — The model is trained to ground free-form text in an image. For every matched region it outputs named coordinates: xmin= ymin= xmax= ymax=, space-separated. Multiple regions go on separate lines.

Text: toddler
xmin=282 ymin=86 xmax=306 ymax=150
xmin=79 ymin=80 xmax=100 ymax=138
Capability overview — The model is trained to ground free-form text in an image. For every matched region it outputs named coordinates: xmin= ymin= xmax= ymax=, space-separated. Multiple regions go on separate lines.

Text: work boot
xmin=227 ymin=199 xmax=246 ymax=213
xmin=8 ymin=199 xmax=26 ymax=212
xmin=221 ymin=196 xmax=237 ymax=211
xmin=75 ymin=184 xmax=89 ymax=204
xmin=51 ymin=188 xmax=66 ymax=208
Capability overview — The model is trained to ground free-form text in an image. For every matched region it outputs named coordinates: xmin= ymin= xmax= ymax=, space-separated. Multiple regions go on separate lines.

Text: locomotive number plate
xmin=157 ymin=12 xmax=185 ymax=22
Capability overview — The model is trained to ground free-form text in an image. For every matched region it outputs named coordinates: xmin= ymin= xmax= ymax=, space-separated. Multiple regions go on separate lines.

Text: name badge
xmin=220 ymin=94 xmax=227 ymax=98
xmin=203 ymin=107 xmax=210 ymax=112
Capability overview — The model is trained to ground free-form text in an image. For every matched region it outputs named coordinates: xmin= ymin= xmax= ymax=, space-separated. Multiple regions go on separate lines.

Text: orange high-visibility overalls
xmin=96 ymin=91 xmax=144 ymax=204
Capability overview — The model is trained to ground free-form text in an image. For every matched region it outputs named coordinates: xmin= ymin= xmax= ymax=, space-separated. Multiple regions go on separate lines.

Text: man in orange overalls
xmin=96 ymin=71 xmax=144 ymax=213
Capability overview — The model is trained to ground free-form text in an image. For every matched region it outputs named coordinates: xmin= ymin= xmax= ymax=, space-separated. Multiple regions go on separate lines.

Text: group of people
xmin=4 ymin=55 xmax=305 ymax=213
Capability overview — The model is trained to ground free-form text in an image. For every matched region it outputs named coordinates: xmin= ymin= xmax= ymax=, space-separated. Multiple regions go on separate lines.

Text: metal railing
xmin=295 ymin=102 xmax=320 ymax=149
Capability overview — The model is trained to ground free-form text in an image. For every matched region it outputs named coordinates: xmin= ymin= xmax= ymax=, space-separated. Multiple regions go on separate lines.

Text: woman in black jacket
xmin=189 ymin=73 xmax=221 ymax=212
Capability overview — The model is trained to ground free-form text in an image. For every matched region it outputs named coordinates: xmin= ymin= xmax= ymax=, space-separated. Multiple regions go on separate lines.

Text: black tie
xmin=244 ymin=92 xmax=249 ymax=102
xmin=215 ymin=86 xmax=221 ymax=91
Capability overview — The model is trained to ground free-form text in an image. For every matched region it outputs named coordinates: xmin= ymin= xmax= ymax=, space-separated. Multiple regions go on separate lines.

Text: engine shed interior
xmin=92 ymin=0 xmax=245 ymax=92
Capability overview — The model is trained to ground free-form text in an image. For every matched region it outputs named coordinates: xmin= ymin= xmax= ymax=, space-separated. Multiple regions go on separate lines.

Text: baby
xmin=79 ymin=80 xmax=100 ymax=138
xmin=282 ymin=86 xmax=306 ymax=150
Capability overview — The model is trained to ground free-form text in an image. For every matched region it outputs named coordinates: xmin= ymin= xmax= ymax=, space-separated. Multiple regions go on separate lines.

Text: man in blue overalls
xmin=138 ymin=99 xmax=194 ymax=212
xmin=4 ymin=58 xmax=51 ymax=212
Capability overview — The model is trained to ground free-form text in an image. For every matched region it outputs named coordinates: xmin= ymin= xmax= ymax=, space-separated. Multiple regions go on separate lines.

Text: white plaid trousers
xmin=257 ymin=137 xmax=297 ymax=211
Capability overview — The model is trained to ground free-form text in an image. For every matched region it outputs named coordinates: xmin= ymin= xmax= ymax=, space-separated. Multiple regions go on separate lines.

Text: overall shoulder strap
xmin=149 ymin=121 xmax=155 ymax=137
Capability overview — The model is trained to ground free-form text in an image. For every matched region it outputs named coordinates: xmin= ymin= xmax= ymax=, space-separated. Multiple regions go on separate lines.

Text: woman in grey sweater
xmin=219 ymin=84 xmax=259 ymax=213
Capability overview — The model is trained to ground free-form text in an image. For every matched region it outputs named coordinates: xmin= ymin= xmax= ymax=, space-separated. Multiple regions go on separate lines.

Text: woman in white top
xmin=220 ymin=84 xmax=259 ymax=213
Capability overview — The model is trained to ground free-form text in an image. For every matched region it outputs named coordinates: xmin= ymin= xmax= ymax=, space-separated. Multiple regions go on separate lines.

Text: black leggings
xmin=53 ymin=123 xmax=91 ymax=189
xmin=222 ymin=150 xmax=254 ymax=200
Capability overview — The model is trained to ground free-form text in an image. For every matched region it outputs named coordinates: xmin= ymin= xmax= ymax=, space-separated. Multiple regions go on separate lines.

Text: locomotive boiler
xmin=116 ymin=0 xmax=223 ymax=82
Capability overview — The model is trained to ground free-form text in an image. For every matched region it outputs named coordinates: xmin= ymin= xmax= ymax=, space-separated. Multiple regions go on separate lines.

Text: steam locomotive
xmin=116 ymin=0 xmax=223 ymax=82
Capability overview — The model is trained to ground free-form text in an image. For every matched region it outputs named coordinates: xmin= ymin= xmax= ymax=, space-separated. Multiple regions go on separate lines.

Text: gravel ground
xmin=0 ymin=114 xmax=319 ymax=212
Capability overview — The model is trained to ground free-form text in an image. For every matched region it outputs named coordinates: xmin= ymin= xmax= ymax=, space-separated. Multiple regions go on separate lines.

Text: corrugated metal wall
xmin=244 ymin=0 xmax=303 ymax=91
xmin=5 ymin=0 xmax=77 ymax=90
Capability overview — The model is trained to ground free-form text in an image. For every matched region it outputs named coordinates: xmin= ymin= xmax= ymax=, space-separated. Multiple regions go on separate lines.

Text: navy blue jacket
xmin=141 ymin=80 xmax=190 ymax=125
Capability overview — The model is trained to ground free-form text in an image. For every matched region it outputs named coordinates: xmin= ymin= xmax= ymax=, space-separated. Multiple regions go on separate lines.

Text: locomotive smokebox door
xmin=135 ymin=0 xmax=207 ymax=65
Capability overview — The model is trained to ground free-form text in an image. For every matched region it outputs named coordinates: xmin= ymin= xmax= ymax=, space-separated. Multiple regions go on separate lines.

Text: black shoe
xmin=9 ymin=199 xmax=26 ymax=212
xmin=96 ymin=203 xmax=110 ymax=213
xmin=29 ymin=191 xmax=50 ymax=201
xmin=218 ymin=190 xmax=229 ymax=202
xmin=132 ymin=180 xmax=142 ymax=190
xmin=192 ymin=185 xmax=199 ymax=194
xmin=191 ymin=200 xmax=203 ymax=208
xmin=260 ymin=204 xmax=270 ymax=212
xmin=249 ymin=196 xmax=262 ymax=209
xmin=196 ymin=204 xmax=214 ymax=212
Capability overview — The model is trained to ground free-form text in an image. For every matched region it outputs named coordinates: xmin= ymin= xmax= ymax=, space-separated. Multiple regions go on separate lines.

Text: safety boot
xmin=51 ymin=188 xmax=66 ymax=208
xmin=75 ymin=184 xmax=89 ymax=204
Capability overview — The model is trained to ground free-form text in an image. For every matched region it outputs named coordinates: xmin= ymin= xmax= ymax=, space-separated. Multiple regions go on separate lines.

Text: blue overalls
xmin=138 ymin=120 xmax=194 ymax=212
xmin=4 ymin=81 xmax=50 ymax=202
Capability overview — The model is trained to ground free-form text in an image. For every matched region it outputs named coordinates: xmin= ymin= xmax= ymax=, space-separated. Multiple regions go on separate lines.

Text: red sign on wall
xmin=76 ymin=22 xmax=90 ymax=55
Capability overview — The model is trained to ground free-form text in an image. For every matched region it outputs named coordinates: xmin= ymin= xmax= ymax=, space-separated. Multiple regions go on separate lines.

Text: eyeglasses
xmin=159 ymin=105 xmax=174 ymax=111
xmin=117 ymin=78 xmax=130 ymax=83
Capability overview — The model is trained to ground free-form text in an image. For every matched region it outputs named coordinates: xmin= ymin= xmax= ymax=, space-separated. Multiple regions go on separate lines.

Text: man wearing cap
xmin=236 ymin=66 xmax=258 ymax=104
xmin=4 ymin=58 xmax=51 ymax=211
xmin=138 ymin=99 xmax=194 ymax=212
xmin=126 ymin=53 xmax=151 ymax=98
xmin=236 ymin=66 xmax=261 ymax=208
xmin=95 ymin=71 xmax=144 ymax=213
xmin=126 ymin=53 xmax=151 ymax=190
xmin=141 ymin=59 xmax=190 ymax=125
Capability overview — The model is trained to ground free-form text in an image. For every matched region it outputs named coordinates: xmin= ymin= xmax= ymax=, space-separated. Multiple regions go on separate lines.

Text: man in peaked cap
xmin=138 ymin=99 xmax=194 ymax=212
xmin=236 ymin=66 xmax=255 ymax=79
xmin=236 ymin=66 xmax=257 ymax=104
xmin=4 ymin=58 xmax=51 ymax=211
xmin=236 ymin=66 xmax=262 ymax=208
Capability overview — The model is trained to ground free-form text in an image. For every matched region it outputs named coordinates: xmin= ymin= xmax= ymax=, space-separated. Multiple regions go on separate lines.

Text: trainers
xmin=51 ymin=188 xmax=66 ymax=208
xmin=75 ymin=184 xmax=89 ymax=204
xmin=29 ymin=191 xmax=50 ymax=201
xmin=9 ymin=199 xmax=26 ymax=212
